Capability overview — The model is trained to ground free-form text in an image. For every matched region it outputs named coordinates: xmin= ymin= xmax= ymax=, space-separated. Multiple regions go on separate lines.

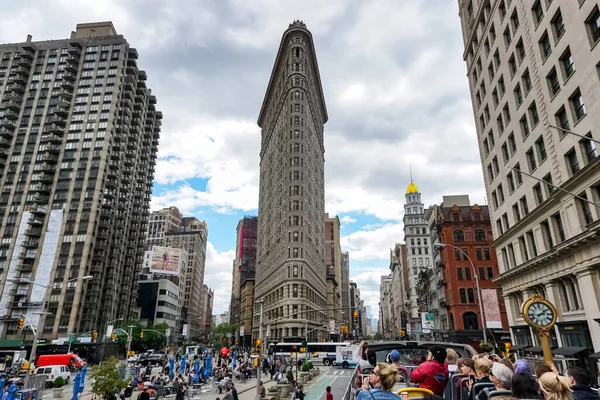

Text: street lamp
xmin=254 ymin=298 xmax=264 ymax=400
xmin=7 ymin=275 xmax=93 ymax=376
xmin=435 ymin=243 xmax=487 ymax=342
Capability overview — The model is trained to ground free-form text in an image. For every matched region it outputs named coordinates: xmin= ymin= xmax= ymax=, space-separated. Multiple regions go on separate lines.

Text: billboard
xmin=421 ymin=312 xmax=435 ymax=333
xmin=482 ymin=289 xmax=503 ymax=329
xmin=150 ymin=246 xmax=182 ymax=276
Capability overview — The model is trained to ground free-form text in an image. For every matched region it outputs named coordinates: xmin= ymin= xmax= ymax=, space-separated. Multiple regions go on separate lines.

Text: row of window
xmin=457 ymin=266 xmax=495 ymax=281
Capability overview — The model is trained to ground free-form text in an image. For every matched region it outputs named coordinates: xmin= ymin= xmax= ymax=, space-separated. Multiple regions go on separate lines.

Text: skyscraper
xmin=458 ymin=0 xmax=600 ymax=351
xmin=324 ymin=213 xmax=342 ymax=326
xmin=0 ymin=22 xmax=160 ymax=339
xmin=340 ymin=251 xmax=350 ymax=325
xmin=403 ymin=179 xmax=434 ymax=334
xmin=254 ymin=20 xmax=328 ymax=342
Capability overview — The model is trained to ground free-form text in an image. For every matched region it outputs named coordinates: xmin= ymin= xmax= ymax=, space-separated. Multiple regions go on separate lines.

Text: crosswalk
xmin=329 ymin=369 xmax=351 ymax=375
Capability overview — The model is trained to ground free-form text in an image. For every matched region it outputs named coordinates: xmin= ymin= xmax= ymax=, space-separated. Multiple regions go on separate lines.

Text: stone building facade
xmin=254 ymin=21 xmax=329 ymax=342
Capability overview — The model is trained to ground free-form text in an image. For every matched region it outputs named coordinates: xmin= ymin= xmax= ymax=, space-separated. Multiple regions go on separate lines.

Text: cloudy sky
xmin=2 ymin=0 xmax=487 ymax=316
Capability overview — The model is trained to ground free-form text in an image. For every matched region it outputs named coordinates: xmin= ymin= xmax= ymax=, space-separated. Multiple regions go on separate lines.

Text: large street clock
xmin=520 ymin=294 xmax=558 ymax=363
xmin=521 ymin=295 xmax=557 ymax=330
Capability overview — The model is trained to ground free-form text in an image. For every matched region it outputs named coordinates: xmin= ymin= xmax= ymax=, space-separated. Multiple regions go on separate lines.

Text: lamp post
xmin=254 ymin=299 xmax=264 ymax=400
xmin=435 ymin=243 xmax=487 ymax=342
xmin=8 ymin=275 xmax=93 ymax=374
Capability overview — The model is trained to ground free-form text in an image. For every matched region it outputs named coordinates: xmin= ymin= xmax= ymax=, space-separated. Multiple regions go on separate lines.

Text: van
xmin=36 ymin=354 xmax=86 ymax=371
xmin=35 ymin=365 xmax=71 ymax=386
xmin=334 ymin=345 xmax=358 ymax=368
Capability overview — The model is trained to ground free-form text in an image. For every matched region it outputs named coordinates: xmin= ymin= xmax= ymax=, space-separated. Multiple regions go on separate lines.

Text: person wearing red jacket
xmin=409 ymin=346 xmax=449 ymax=396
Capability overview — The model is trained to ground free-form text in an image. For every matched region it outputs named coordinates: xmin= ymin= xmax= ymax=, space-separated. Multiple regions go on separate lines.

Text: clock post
xmin=521 ymin=294 xmax=558 ymax=364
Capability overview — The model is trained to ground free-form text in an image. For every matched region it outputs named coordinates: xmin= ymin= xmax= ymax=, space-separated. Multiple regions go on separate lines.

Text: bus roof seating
xmin=444 ymin=374 xmax=466 ymax=400
xmin=487 ymin=390 xmax=511 ymax=399
xmin=472 ymin=382 xmax=495 ymax=400
xmin=396 ymin=387 xmax=434 ymax=398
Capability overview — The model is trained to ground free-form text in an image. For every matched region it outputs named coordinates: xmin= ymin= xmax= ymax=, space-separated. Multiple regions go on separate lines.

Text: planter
xmin=268 ymin=390 xmax=280 ymax=400
xmin=314 ymin=367 xmax=320 ymax=376
xmin=300 ymin=372 xmax=310 ymax=382
xmin=277 ymin=383 xmax=292 ymax=397
xmin=53 ymin=388 xmax=64 ymax=400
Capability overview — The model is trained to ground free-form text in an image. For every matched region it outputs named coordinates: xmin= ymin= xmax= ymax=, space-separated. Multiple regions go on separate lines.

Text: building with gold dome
xmin=403 ymin=179 xmax=435 ymax=337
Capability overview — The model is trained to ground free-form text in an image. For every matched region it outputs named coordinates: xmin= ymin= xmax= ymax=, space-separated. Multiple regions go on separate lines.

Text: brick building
xmin=434 ymin=195 xmax=510 ymax=346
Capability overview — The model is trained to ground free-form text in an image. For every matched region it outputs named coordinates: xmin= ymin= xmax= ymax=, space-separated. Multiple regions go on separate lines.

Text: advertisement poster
xmin=150 ymin=246 xmax=182 ymax=276
xmin=182 ymin=324 xmax=188 ymax=336
xmin=482 ymin=289 xmax=503 ymax=329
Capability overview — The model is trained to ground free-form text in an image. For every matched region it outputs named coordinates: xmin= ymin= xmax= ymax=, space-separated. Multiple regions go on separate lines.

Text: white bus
xmin=267 ymin=342 xmax=351 ymax=365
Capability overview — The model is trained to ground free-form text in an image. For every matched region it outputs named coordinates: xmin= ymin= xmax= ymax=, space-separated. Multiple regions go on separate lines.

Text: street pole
xmin=255 ymin=301 xmax=263 ymax=400
xmin=125 ymin=325 xmax=134 ymax=378
xmin=304 ymin=319 xmax=309 ymax=362
xmin=20 ymin=314 xmax=37 ymax=384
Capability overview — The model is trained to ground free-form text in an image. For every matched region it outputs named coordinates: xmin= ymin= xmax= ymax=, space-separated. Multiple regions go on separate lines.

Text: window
xmin=514 ymin=163 xmax=523 ymax=185
xmin=539 ymin=31 xmax=552 ymax=59
xmin=483 ymin=138 xmax=490 ymax=156
xmin=455 ymin=249 xmax=462 ymax=261
xmin=534 ymin=183 xmax=544 ymax=205
xmin=489 ymin=132 xmax=496 ymax=149
xmin=516 ymin=39 xmax=525 ymax=63
xmin=475 ymin=229 xmax=486 ymax=241
xmin=570 ymin=90 xmax=586 ymax=121
xmin=497 ymin=114 xmax=504 ymax=132
xmin=492 ymin=190 xmax=499 ymax=208
xmin=547 ymin=68 xmax=560 ymax=96
xmin=492 ymin=88 xmax=499 ymax=107
xmin=507 ymin=172 xmax=516 ymax=192
xmin=498 ymin=75 xmax=506 ymax=96
xmin=526 ymin=148 xmax=537 ymax=172
xmin=519 ymin=236 xmax=529 ymax=261
xmin=511 ymin=10 xmax=520 ymax=31
xmin=555 ymin=107 xmax=570 ymax=131
xmin=513 ymin=203 xmax=521 ymax=221
xmin=527 ymin=230 xmax=538 ymax=257
xmin=536 ymin=137 xmax=547 ymax=162
xmin=561 ymin=48 xmax=575 ymax=79
xmin=504 ymin=27 xmax=512 ymax=48
xmin=586 ymin=6 xmax=600 ymax=44
xmin=499 ymin=1 xmax=506 ymax=20
xmin=541 ymin=220 xmax=554 ymax=250
xmin=532 ymin=1 xmax=544 ymax=25
xmin=493 ymin=50 xmax=501 ymax=69
xmin=565 ymin=148 xmax=580 ymax=175
xmin=503 ymin=104 xmax=511 ymax=123
xmin=520 ymin=196 xmax=529 ymax=215
xmin=522 ymin=69 xmax=532 ymax=93
xmin=552 ymin=213 xmax=566 ymax=243
xmin=508 ymin=133 xmax=517 ymax=153
xmin=581 ymin=134 xmax=598 ymax=163
xmin=498 ymin=184 xmax=505 ymax=204
xmin=578 ymin=193 xmax=594 ymax=225
xmin=467 ymin=288 xmax=475 ymax=303
xmin=463 ymin=312 xmax=479 ymax=330
xmin=509 ymin=54 xmax=517 ymax=76
xmin=476 ymin=248 xmax=483 ymax=260
xmin=551 ymin=9 xmax=565 ymax=40
xmin=457 ymin=268 xmax=463 ymax=280
xmin=459 ymin=289 xmax=467 ymax=304
xmin=484 ymin=248 xmax=491 ymax=260
xmin=502 ymin=213 xmax=510 ymax=231
xmin=529 ymin=102 xmax=539 ymax=126
xmin=514 ymin=84 xmax=523 ymax=106
xmin=501 ymin=143 xmax=509 ymax=163
xmin=453 ymin=230 xmax=465 ymax=242
xmin=520 ymin=116 xmax=530 ymax=139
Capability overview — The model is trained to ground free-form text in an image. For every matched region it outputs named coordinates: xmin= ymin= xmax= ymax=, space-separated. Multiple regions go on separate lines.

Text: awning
xmin=511 ymin=344 xmax=529 ymax=351
xmin=588 ymin=352 xmax=600 ymax=360
xmin=525 ymin=346 xmax=543 ymax=353
xmin=553 ymin=347 xmax=588 ymax=356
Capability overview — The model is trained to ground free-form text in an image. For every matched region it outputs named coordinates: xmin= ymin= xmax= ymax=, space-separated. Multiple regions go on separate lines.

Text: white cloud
xmin=340 ymin=216 xmax=357 ymax=224
xmin=341 ymin=84 xmax=366 ymax=101
xmin=341 ymin=224 xmax=404 ymax=261
xmin=203 ymin=242 xmax=236 ymax=315
xmin=350 ymin=268 xmax=390 ymax=317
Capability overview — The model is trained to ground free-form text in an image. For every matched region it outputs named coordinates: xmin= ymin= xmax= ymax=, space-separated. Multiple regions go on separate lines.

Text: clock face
xmin=527 ymin=302 xmax=554 ymax=327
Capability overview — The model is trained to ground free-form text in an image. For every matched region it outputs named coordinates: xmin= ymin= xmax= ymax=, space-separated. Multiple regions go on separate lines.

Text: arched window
xmin=474 ymin=229 xmax=486 ymax=241
xmin=463 ymin=312 xmax=479 ymax=330
xmin=295 ymin=90 xmax=301 ymax=100
xmin=453 ymin=230 xmax=465 ymax=242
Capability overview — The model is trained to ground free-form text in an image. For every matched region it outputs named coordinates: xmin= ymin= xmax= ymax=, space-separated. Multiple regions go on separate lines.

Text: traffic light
xmin=400 ymin=329 xmax=405 ymax=337
xmin=92 ymin=331 xmax=98 ymax=340
xmin=140 ymin=331 xmax=144 ymax=339
xmin=255 ymin=338 xmax=262 ymax=355
xmin=111 ymin=333 xmax=117 ymax=340
xmin=17 ymin=318 xmax=24 ymax=330
xmin=353 ymin=311 xmax=359 ymax=325
xmin=505 ymin=343 xmax=511 ymax=359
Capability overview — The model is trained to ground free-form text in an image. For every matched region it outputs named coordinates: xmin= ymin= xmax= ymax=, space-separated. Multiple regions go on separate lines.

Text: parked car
xmin=36 ymin=365 xmax=71 ymax=387
xmin=8 ymin=371 xmax=27 ymax=387
xmin=36 ymin=354 xmax=86 ymax=371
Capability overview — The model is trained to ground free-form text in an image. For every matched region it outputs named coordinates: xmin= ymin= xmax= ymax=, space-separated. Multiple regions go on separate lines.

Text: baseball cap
xmin=389 ymin=350 xmax=401 ymax=362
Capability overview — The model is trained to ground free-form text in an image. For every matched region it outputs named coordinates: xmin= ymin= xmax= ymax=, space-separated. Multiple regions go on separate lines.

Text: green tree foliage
xmin=373 ymin=332 xmax=384 ymax=340
xmin=92 ymin=356 xmax=130 ymax=399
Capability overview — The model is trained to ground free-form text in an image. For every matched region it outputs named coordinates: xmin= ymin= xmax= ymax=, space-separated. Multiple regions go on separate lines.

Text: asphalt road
xmin=305 ymin=366 xmax=353 ymax=400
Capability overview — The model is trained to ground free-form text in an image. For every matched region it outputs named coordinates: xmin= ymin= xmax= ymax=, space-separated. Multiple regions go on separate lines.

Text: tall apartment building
xmin=379 ymin=275 xmax=393 ymax=336
xmin=0 ymin=22 xmax=160 ymax=339
xmin=425 ymin=204 xmax=448 ymax=337
xmin=432 ymin=195 xmax=509 ymax=344
xmin=389 ymin=243 xmax=410 ymax=336
xmin=403 ymin=180 xmax=434 ymax=334
xmin=144 ymin=207 xmax=208 ymax=338
xmin=146 ymin=206 xmax=182 ymax=247
xmin=324 ymin=213 xmax=342 ymax=326
xmin=340 ymin=251 xmax=350 ymax=325
xmin=458 ymin=0 xmax=600 ymax=355
xmin=254 ymin=21 xmax=328 ymax=342
xmin=229 ymin=216 xmax=258 ymax=347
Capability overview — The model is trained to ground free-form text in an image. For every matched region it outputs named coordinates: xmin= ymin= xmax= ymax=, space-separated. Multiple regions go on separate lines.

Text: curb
xmin=237 ymin=378 xmax=273 ymax=395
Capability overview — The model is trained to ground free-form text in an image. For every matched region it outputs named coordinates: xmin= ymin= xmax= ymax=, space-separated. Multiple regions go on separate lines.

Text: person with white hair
xmin=477 ymin=362 xmax=514 ymax=400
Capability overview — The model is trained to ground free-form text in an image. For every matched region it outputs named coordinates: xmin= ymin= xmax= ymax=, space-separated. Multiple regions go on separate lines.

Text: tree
xmin=373 ymin=332 xmax=384 ymax=340
xmin=211 ymin=323 xmax=240 ymax=346
xmin=92 ymin=356 xmax=130 ymax=400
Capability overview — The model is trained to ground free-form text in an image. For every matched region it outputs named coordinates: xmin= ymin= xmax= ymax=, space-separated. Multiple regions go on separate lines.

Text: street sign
xmin=240 ymin=326 xmax=244 ymax=336
xmin=68 ymin=334 xmax=76 ymax=344
xmin=166 ymin=328 xmax=171 ymax=337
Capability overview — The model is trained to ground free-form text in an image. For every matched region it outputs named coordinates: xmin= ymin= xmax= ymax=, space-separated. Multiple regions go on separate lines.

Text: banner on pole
xmin=482 ymin=289 xmax=503 ymax=329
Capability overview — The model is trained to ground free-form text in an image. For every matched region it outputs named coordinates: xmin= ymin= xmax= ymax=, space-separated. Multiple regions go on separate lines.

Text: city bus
xmin=268 ymin=342 xmax=351 ymax=365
